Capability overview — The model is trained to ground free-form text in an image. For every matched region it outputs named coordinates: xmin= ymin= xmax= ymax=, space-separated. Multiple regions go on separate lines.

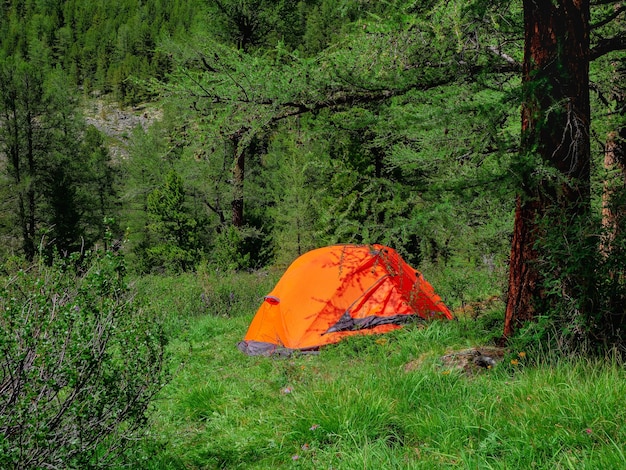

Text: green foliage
xmin=0 ymin=250 xmax=168 ymax=469
xmin=80 ymin=126 xmax=120 ymax=247
xmin=0 ymin=56 xmax=118 ymax=261
xmin=0 ymin=0 xmax=200 ymax=103
xmin=211 ymin=225 xmax=272 ymax=272
xmin=207 ymin=0 xmax=308 ymax=52
xmin=119 ymin=109 xmax=216 ymax=274
xmin=262 ymin=125 xmax=324 ymax=264
xmin=136 ymin=272 xmax=625 ymax=468
xmin=516 ymin=204 xmax=626 ymax=356
xmin=146 ymin=170 xmax=204 ymax=272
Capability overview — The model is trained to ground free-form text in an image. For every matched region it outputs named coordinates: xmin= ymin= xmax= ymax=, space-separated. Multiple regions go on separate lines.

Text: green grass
xmin=132 ymin=272 xmax=626 ymax=469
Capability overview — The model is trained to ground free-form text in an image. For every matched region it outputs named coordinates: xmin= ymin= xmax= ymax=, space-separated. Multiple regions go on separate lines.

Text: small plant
xmin=0 ymin=250 xmax=168 ymax=469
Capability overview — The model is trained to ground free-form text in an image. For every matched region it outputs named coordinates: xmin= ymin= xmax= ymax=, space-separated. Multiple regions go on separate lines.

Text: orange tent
xmin=238 ymin=244 xmax=452 ymax=356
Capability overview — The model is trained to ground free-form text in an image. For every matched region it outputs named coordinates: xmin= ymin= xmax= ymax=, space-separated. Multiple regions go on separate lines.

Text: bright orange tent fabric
xmin=238 ymin=244 xmax=452 ymax=356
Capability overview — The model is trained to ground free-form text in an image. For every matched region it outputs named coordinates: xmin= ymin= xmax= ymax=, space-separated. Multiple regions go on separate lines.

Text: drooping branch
xmin=590 ymin=34 xmax=626 ymax=60
xmin=164 ymin=17 xmax=523 ymax=231
xmin=591 ymin=4 xmax=626 ymax=29
xmin=185 ymin=58 xmax=520 ymax=124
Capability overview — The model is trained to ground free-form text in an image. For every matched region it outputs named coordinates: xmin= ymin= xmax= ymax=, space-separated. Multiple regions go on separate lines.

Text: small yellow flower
xmin=510 ymin=359 xmax=519 ymax=366
xmin=375 ymin=338 xmax=388 ymax=345
xmin=518 ymin=351 xmax=526 ymax=358
xmin=442 ymin=370 xmax=451 ymax=375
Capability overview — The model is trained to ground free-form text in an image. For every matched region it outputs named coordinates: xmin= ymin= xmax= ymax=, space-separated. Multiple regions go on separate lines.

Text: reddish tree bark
xmin=602 ymin=130 xmax=626 ymax=253
xmin=503 ymin=0 xmax=591 ymax=339
xmin=601 ymin=55 xmax=626 ymax=253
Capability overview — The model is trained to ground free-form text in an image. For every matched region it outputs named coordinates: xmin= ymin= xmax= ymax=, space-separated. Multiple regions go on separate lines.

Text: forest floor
xmin=134 ymin=272 xmax=626 ymax=470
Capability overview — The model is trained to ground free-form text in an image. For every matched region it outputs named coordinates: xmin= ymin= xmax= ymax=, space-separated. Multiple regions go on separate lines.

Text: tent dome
xmin=238 ymin=244 xmax=452 ymax=356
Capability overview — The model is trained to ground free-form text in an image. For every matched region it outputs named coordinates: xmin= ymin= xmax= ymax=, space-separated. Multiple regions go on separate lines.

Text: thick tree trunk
xmin=503 ymin=197 xmax=542 ymax=337
xmin=602 ymin=130 xmax=626 ymax=252
xmin=503 ymin=0 xmax=591 ymax=339
xmin=601 ymin=57 xmax=626 ymax=253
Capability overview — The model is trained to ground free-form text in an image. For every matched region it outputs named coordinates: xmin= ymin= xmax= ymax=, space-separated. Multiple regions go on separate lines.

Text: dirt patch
xmin=404 ymin=347 xmax=507 ymax=375
xmin=403 ymin=353 xmax=432 ymax=372
xmin=452 ymin=296 xmax=503 ymax=319
xmin=439 ymin=347 xmax=507 ymax=374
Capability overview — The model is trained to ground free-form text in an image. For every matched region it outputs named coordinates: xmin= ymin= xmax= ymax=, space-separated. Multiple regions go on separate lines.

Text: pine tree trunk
xmin=601 ymin=55 xmax=626 ymax=253
xmin=503 ymin=0 xmax=591 ymax=339
xmin=601 ymin=131 xmax=626 ymax=252
xmin=503 ymin=197 xmax=542 ymax=337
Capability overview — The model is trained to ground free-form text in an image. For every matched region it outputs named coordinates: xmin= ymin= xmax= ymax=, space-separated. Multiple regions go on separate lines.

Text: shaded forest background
xmin=0 ymin=0 xmax=518 ymax=271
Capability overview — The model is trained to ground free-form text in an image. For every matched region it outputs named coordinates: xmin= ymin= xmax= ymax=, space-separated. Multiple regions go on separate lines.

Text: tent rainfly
xmin=238 ymin=244 xmax=452 ymax=356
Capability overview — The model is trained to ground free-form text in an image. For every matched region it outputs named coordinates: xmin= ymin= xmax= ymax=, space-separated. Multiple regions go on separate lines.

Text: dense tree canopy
xmin=1 ymin=0 xmax=626 ymax=352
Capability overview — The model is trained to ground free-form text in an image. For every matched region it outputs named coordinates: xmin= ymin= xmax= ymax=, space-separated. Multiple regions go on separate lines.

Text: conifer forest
xmin=1 ymin=1 xmax=626 ymax=468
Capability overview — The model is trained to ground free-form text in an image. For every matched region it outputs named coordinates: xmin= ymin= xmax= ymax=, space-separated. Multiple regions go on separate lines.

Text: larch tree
xmin=0 ymin=57 xmax=45 ymax=261
xmin=504 ymin=0 xmax=626 ymax=346
xmin=0 ymin=57 xmax=118 ymax=260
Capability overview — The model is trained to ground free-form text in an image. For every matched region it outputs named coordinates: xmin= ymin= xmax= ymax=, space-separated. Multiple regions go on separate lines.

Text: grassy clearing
xmin=133 ymin=272 xmax=626 ymax=469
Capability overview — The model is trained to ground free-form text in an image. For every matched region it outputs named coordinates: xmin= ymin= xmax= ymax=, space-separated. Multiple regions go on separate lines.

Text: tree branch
xmin=487 ymin=45 xmax=522 ymax=70
xmin=590 ymin=34 xmax=626 ymax=60
xmin=591 ymin=5 xmax=626 ymax=29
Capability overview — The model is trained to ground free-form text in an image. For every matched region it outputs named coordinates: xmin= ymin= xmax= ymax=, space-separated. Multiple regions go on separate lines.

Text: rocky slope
xmin=84 ymin=99 xmax=162 ymax=159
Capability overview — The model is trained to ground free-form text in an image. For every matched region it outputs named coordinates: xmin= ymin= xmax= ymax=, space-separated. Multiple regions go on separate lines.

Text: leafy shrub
xmin=211 ymin=225 xmax=272 ymax=272
xmin=526 ymin=205 xmax=626 ymax=356
xmin=0 ymin=251 xmax=168 ymax=469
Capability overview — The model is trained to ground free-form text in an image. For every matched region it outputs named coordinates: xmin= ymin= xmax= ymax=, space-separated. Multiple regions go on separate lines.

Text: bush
xmin=0 ymin=251 xmax=168 ymax=469
xmin=528 ymin=206 xmax=626 ymax=356
xmin=211 ymin=225 xmax=272 ymax=272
